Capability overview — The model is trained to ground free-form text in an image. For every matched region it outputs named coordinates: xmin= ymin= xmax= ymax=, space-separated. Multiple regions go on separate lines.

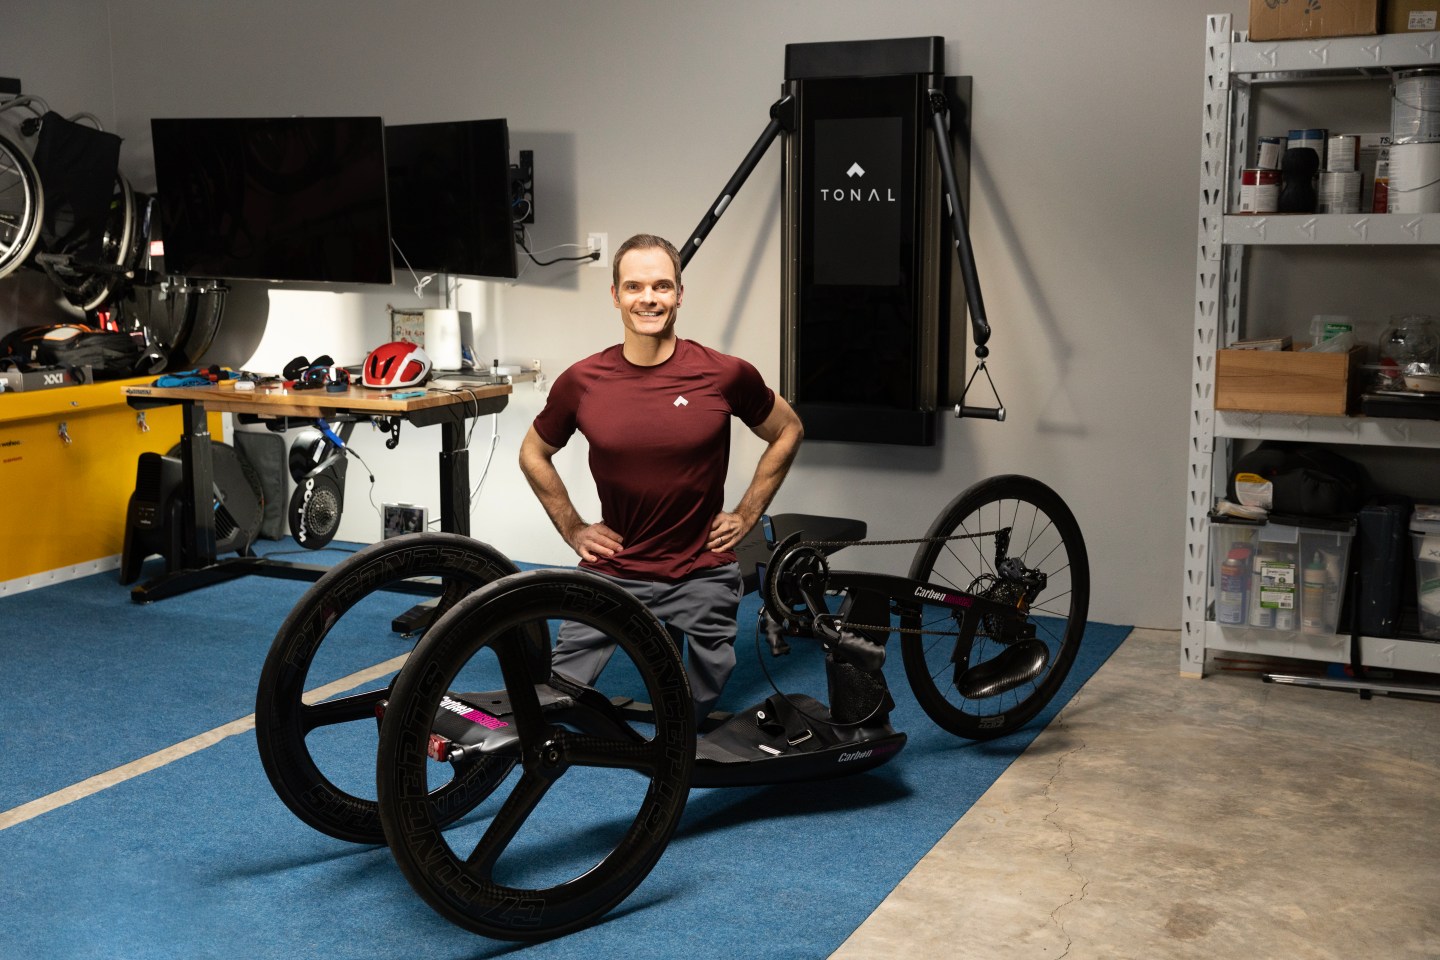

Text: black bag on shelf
xmin=0 ymin=323 xmax=142 ymax=380
xmin=1228 ymin=441 xmax=1370 ymax=517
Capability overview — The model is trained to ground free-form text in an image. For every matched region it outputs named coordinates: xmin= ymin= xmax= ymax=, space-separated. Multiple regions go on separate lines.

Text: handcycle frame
xmin=254 ymin=474 xmax=1089 ymax=940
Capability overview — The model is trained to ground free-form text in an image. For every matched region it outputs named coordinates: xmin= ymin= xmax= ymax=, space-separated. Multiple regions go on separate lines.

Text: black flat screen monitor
xmin=150 ymin=116 xmax=393 ymax=284
xmin=384 ymin=118 xmax=519 ymax=279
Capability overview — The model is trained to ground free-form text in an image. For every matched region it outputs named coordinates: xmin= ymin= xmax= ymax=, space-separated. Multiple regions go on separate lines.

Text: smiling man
xmin=519 ymin=233 xmax=803 ymax=725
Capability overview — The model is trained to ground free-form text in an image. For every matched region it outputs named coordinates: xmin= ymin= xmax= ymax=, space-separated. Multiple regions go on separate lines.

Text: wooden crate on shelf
xmin=1214 ymin=345 xmax=1364 ymax=416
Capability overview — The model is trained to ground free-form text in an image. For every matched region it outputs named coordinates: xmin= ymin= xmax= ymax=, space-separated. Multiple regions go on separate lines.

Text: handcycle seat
xmin=734 ymin=513 xmax=866 ymax=595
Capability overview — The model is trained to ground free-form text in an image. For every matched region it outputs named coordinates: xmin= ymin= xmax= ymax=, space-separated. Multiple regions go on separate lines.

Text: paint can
xmin=1326 ymin=134 xmax=1359 ymax=172
xmin=1387 ymin=141 xmax=1440 ymax=213
xmin=1318 ymin=170 xmax=1363 ymax=213
xmin=1238 ymin=168 xmax=1280 ymax=213
xmin=1391 ymin=69 xmax=1440 ymax=143
xmin=1373 ymin=158 xmax=1391 ymax=213
xmin=1288 ymin=128 xmax=1327 ymax=166
xmin=1256 ymin=136 xmax=1286 ymax=169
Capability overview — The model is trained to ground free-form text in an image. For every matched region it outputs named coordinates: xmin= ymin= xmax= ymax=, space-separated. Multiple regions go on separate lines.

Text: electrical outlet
xmin=587 ymin=232 xmax=608 ymax=268
xmin=509 ymin=150 xmax=535 ymax=224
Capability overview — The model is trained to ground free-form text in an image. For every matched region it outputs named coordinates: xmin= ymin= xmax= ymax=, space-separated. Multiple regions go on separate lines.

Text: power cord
xmin=515 ymin=227 xmax=600 ymax=267
xmin=391 ymin=238 xmax=434 ymax=299
xmin=421 ymin=386 xmax=502 ymax=527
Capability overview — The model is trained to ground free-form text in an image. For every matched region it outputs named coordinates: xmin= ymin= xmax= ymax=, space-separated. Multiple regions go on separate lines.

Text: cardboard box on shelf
xmin=1385 ymin=1 xmax=1439 ymax=33
xmin=1248 ymin=0 xmax=1379 ymax=41
xmin=1214 ymin=344 xmax=1364 ymax=416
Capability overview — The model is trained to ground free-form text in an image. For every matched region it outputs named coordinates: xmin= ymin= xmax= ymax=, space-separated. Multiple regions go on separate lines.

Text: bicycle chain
xmin=775 ymin=528 xmax=1005 ymax=638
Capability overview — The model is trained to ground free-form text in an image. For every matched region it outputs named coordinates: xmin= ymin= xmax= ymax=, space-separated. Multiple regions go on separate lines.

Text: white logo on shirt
xmin=673 ymin=396 xmax=688 ymax=407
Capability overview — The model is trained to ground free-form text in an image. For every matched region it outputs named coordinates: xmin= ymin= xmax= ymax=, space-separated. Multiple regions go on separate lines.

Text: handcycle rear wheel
xmin=376 ymin=569 xmax=695 ymax=941
xmin=902 ymin=474 xmax=1090 ymax=740
xmin=255 ymin=533 xmax=540 ymax=844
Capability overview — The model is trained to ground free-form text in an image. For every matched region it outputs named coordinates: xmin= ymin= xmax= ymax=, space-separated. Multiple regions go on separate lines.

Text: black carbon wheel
xmin=255 ymin=533 xmax=543 ymax=843
xmin=377 ymin=569 xmax=695 ymax=941
xmin=902 ymin=475 xmax=1089 ymax=740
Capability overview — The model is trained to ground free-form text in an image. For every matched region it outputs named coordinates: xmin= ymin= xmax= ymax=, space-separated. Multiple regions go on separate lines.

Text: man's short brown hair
xmin=612 ymin=234 xmax=682 ymax=289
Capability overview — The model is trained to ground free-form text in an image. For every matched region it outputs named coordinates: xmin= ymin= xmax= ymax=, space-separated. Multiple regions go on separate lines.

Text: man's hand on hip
xmin=707 ymin=511 xmax=753 ymax=553
xmin=569 ymin=522 xmax=624 ymax=562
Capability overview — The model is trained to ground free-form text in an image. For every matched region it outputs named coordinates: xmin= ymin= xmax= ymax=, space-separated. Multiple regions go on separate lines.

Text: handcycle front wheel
xmin=902 ymin=474 xmax=1090 ymax=740
xmin=377 ymin=568 xmax=695 ymax=941
xmin=255 ymin=532 xmax=543 ymax=844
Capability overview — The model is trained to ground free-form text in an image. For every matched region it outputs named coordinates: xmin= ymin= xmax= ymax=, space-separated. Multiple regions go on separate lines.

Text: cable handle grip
xmin=954 ymin=404 xmax=1006 ymax=421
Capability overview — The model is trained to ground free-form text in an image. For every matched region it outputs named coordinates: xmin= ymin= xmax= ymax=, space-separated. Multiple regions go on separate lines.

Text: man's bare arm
xmin=707 ymin=394 xmax=804 ymax=553
xmin=518 ymin=425 xmax=623 ymax=562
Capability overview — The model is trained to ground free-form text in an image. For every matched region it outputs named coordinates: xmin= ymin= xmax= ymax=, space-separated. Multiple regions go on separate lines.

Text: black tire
xmin=255 ymin=533 xmax=538 ymax=843
xmin=377 ymin=569 xmax=695 ymax=941
xmin=901 ymin=475 xmax=1090 ymax=740
xmin=45 ymin=174 xmax=138 ymax=312
xmin=0 ymin=131 xmax=43 ymax=280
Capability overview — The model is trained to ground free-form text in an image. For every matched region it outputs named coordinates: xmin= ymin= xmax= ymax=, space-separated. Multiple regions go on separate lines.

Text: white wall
xmin=0 ymin=1 xmax=1252 ymax=627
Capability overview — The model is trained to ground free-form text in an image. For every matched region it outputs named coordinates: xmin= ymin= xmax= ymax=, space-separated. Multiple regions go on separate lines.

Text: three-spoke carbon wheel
xmin=377 ymin=568 xmax=695 ymax=941
xmin=902 ymin=475 xmax=1089 ymax=740
xmin=255 ymin=533 xmax=538 ymax=843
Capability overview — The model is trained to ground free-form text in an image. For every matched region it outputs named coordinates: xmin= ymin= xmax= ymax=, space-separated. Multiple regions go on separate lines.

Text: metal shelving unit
xmin=1183 ymin=13 xmax=1440 ymax=678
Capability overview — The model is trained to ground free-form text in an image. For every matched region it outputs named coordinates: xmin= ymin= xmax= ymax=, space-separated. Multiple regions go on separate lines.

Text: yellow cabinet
xmin=0 ymin=378 xmax=222 ymax=590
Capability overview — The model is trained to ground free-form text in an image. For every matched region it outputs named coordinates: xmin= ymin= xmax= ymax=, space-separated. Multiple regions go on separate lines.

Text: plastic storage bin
xmin=1211 ymin=519 xmax=1354 ymax=635
xmin=1410 ymin=505 xmax=1440 ymax=639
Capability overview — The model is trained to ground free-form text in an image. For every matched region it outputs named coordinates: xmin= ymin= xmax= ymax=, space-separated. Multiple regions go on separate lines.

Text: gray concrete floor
xmin=833 ymin=628 xmax=1440 ymax=959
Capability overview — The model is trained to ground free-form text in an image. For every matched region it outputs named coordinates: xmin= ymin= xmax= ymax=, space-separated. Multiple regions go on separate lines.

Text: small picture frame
xmin=382 ymin=502 xmax=430 ymax=539
xmin=388 ymin=306 xmax=426 ymax=346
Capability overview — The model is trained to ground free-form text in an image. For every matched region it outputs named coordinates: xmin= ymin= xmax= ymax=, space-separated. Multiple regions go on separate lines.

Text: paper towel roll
xmin=423 ymin=308 xmax=463 ymax=370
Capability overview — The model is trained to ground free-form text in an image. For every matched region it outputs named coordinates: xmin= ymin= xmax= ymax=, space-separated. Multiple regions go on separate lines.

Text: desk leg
xmin=439 ymin=419 xmax=470 ymax=536
xmin=391 ymin=417 xmax=471 ymax=634
xmin=179 ymin=400 xmax=217 ymax=567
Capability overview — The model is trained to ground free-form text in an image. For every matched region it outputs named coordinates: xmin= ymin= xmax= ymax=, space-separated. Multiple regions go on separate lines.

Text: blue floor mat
xmin=1 ymin=546 xmax=1130 ymax=959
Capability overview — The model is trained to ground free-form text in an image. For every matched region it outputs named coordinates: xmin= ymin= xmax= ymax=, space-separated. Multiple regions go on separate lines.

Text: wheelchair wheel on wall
xmin=377 ymin=568 xmax=695 ymax=941
xmin=46 ymin=174 xmax=141 ymax=312
xmin=0 ymin=130 xmax=43 ymax=280
xmin=255 ymin=533 xmax=544 ymax=844
xmin=902 ymin=474 xmax=1090 ymax=740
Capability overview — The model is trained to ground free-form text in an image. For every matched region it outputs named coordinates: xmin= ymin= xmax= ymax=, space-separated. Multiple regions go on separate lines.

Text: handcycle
xmin=254 ymin=473 xmax=1088 ymax=940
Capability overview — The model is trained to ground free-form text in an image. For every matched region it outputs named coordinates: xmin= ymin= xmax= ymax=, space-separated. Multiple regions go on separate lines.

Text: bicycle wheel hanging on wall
xmin=37 ymin=174 xmax=146 ymax=313
xmin=0 ymin=129 xmax=43 ymax=280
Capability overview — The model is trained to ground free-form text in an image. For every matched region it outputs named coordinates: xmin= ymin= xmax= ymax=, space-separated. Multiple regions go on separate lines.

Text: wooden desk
xmin=122 ymin=381 xmax=510 ymax=602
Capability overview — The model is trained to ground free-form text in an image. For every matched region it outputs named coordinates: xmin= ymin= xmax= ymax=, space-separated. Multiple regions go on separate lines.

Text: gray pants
xmin=551 ymin=563 xmax=741 ymax=726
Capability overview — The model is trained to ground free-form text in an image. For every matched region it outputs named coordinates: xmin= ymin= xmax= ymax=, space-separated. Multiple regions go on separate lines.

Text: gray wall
xmin=0 ymin=1 xmax=1252 ymax=627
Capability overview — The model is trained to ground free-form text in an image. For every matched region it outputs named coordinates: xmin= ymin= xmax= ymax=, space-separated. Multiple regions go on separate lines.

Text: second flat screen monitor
xmin=385 ymin=118 xmax=519 ymax=280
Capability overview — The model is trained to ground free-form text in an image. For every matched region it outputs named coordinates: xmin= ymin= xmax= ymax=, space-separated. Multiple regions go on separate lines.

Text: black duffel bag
xmin=1228 ymin=441 xmax=1370 ymax=518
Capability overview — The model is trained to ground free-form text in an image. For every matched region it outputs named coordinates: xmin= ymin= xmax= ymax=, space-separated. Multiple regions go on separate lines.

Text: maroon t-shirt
xmin=532 ymin=338 xmax=775 ymax=581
